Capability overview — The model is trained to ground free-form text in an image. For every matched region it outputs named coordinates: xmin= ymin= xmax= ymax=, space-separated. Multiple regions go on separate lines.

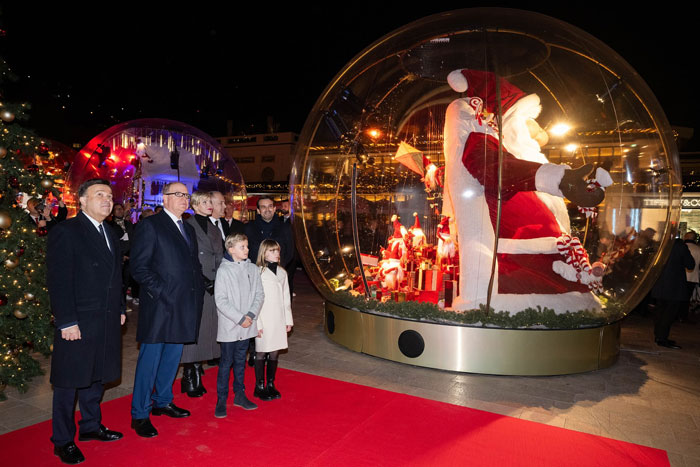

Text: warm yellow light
xmin=550 ymin=123 xmax=571 ymax=136
xmin=367 ymin=128 xmax=381 ymax=139
xmin=565 ymin=143 xmax=578 ymax=152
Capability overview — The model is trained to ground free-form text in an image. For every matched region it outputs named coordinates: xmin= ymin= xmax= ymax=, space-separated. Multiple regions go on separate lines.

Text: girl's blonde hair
xmin=256 ymin=239 xmax=282 ymax=269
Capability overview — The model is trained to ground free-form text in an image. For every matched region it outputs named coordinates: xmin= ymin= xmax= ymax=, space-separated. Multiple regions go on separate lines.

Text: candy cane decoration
xmin=555 ymin=234 xmax=605 ymax=292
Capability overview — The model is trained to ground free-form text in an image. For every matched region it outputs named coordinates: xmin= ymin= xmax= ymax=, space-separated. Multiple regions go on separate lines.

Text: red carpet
xmin=1 ymin=367 xmax=668 ymax=466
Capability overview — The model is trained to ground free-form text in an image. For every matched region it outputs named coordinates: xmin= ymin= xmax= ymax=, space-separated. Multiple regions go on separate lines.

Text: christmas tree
xmin=0 ymin=55 xmax=61 ymax=401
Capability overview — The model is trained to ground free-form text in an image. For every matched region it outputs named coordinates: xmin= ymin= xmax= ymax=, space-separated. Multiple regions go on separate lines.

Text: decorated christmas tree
xmin=0 ymin=55 xmax=61 ymax=400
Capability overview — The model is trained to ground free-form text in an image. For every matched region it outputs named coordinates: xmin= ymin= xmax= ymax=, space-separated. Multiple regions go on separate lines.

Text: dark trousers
xmin=680 ymin=281 xmax=698 ymax=320
xmin=654 ymin=299 xmax=683 ymax=341
xmin=217 ymin=340 xmax=248 ymax=398
xmin=51 ymin=380 xmax=103 ymax=446
xmin=131 ymin=343 xmax=183 ymax=419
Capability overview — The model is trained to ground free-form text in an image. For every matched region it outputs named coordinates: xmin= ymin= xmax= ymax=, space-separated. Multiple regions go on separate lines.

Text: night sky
xmin=1 ymin=4 xmax=698 ymax=151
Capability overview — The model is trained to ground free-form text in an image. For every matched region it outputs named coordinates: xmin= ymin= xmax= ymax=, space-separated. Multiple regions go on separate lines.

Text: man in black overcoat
xmin=48 ymin=179 xmax=126 ymax=464
xmin=245 ymin=196 xmax=292 ymax=266
xmin=652 ymin=236 xmax=695 ymax=349
xmin=129 ymin=181 xmax=204 ymax=437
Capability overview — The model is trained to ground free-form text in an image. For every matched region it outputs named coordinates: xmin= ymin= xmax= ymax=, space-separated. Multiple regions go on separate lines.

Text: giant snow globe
xmin=290 ymin=8 xmax=681 ymax=374
xmin=65 ymin=119 xmax=247 ymax=220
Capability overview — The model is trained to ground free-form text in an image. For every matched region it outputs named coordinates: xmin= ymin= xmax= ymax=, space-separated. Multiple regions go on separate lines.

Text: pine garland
xmin=328 ymin=291 xmax=624 ymax=329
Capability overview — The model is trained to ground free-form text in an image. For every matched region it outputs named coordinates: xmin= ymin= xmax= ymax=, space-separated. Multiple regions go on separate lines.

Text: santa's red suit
xmin=442 ymin=69 xmax=604 ymax=314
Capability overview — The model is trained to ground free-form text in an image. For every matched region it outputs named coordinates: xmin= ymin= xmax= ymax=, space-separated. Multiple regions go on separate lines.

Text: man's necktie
xmin=98 ymin=224 xmax=112 ymax=253
xmin=177 ymin=219 xmax=190 ymax=246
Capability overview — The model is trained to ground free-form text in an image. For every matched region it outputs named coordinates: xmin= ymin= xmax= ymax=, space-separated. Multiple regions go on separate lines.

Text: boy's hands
xmin=241 ymin=316 xmax=253 ymax=328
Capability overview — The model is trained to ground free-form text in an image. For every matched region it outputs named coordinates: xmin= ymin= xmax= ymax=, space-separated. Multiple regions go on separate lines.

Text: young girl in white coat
xmin=254 ymin=239 xmax=293 ymax=401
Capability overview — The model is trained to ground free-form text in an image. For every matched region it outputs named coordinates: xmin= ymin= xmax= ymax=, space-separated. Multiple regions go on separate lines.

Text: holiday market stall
xmin=290 ymin=8 xmax=680 ymax=375
xmin=64 ymin=119 xmax=247 ymax=218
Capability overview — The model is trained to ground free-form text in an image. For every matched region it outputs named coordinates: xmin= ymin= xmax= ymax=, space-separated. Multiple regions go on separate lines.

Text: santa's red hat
xmin=411 ymin=212 xmax=422 ymax=230
xmin=390 ymin=214 xmax=403 ymax=239
xmin=447 ymin=69 xmax=540 ymax=119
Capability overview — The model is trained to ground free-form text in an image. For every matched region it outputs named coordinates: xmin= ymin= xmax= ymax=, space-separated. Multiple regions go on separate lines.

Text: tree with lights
xmin=0 ymin=56 xmax=61 ymax=400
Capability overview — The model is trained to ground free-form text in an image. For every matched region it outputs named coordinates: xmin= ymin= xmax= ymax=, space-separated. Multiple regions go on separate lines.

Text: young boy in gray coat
xmin=214 ymin=233 xmax=264 ymax=418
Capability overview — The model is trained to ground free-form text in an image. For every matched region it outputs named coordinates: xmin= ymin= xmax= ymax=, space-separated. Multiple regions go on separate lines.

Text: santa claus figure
xmin=387 ymin=214 xmax=408 ymax=261
xmin=408 ymin=212 xmax=426 ymax=248
xmin=436 ymin=215 xmax=456 ymax=268
xmin=442 ymin=69 xmax=611 ymax=314
xmin=377 ymin=247 xmax=405 ymax=291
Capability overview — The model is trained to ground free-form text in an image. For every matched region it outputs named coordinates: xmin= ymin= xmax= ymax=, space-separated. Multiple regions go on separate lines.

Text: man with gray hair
xmin=129 ymin=182 xmax=204 ymax=437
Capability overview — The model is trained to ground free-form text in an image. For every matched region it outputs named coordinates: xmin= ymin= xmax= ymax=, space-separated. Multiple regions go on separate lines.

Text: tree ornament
xmin=0 ymin=294 xmax=7 ymax=306
xmin=38 ymin=143 xmax=49 ymax=156
xmin=13 ymin=309 xmax=27 ymax=319
xmin=0 ymin=146 xmax=6 ymax=158
xmin=4 ymin=255 xmax=19 ymax=270
xmin=15 ymin=247 xmax=25 ymax=257
xmin=1 ymin=110 xmax=15 ymax=122
xmin=24 ymin=292 xmax=35 ymax=301
xmin=0 ymin=209 xmax=11 ymax=229
xmin=9 ymin=176 xmax=19 ymax=188
xmin=36 ymin=227 xmax=48 ymax=237
xmin=40 ymin=178 xmax=54 ymax=189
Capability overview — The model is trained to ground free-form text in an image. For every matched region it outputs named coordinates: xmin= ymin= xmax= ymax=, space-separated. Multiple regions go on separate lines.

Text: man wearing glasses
xmin=129 ymin=182 xmax=205 ymax=438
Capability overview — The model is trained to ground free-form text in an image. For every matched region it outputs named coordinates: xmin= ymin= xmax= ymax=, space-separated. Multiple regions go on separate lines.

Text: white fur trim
xmin=447 ymin=70 xmax=468 ymax=92
xmin=497 ymin=237 xmax=559 ymax=254
xmin=595 ymin=167 xmax=613 ymax=188
xmin=503 ymin=94 xmax=541 ymax=120
xmin=535 ymin=163 xmax=569 ymax=197
xmin=553 ymin=261 xmax=599 ymax=285
xmin=552 ymin=261 xmax=579 ymax=282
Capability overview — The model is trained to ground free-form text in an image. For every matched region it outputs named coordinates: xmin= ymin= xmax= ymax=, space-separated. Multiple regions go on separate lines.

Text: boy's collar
xmin=224 ymin=251 xmax=249 ymax=263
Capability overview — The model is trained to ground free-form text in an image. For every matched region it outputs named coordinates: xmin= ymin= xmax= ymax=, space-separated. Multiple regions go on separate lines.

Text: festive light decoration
xmin=1 ymin=110 xmax=15 ymax=122
xmin=3 ymin=254 xmax=19 ymax=269
xmin=0 ymin=56 xmax=54 ymax=400
xmin=0 ymin=209 xmax=11 ymax=229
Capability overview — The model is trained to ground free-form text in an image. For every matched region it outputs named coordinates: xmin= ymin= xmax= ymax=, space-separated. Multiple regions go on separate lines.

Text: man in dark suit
xmin=214 ymin=191 xmax=245 ymax=238
xmin=106 ymin=203 xmax=136 ymax=302
xmin=652 ymin=236 xmax=695 ymax=349
xmin=245 ymin=196 xmax=292 ymax=265
xmin=26 ymin=196 xmax=67 ymax=230
xmin=48 ymin=179 xmax=125 ymax=465
xmin=129 ymin=182 xmax=204 ymax=438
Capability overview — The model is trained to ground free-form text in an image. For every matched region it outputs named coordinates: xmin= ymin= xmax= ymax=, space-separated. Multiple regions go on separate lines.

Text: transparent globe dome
xmin=65 ymin=118 xmax=247 ymax=219
xmin=291 ymin=8 xmax=680 ymax=329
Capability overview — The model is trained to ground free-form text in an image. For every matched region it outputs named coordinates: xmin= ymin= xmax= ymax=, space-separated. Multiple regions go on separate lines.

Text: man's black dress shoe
xmin=131 ymin=418 xmax=158 ymax=438
xmin=151 ymin=402 xmax=190 ymax=418
xmin=54 ymin=441 xmax=85 ymax=465
xmin=78 ymin=424 xmax=123 ymax=442
xmin=656 ymin=339 xmax=682 ymax=349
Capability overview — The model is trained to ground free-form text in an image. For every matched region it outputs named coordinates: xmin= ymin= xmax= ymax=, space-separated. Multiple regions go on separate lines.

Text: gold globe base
xmin=325 ymin=302 xmax=620 ymax=376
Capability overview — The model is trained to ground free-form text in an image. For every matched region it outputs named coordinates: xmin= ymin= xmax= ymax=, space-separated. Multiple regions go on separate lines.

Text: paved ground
xmin=2 ymin=270 xmax=700 ymax=466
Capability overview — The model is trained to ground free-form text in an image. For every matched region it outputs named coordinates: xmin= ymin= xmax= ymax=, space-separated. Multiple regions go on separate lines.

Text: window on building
xmin=234 ymin=156 xmax=255 ymax=164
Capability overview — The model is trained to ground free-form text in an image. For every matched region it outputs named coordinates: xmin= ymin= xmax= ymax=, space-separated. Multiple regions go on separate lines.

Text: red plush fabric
xmin=498 ymin=253 xmax=590 ymax=294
